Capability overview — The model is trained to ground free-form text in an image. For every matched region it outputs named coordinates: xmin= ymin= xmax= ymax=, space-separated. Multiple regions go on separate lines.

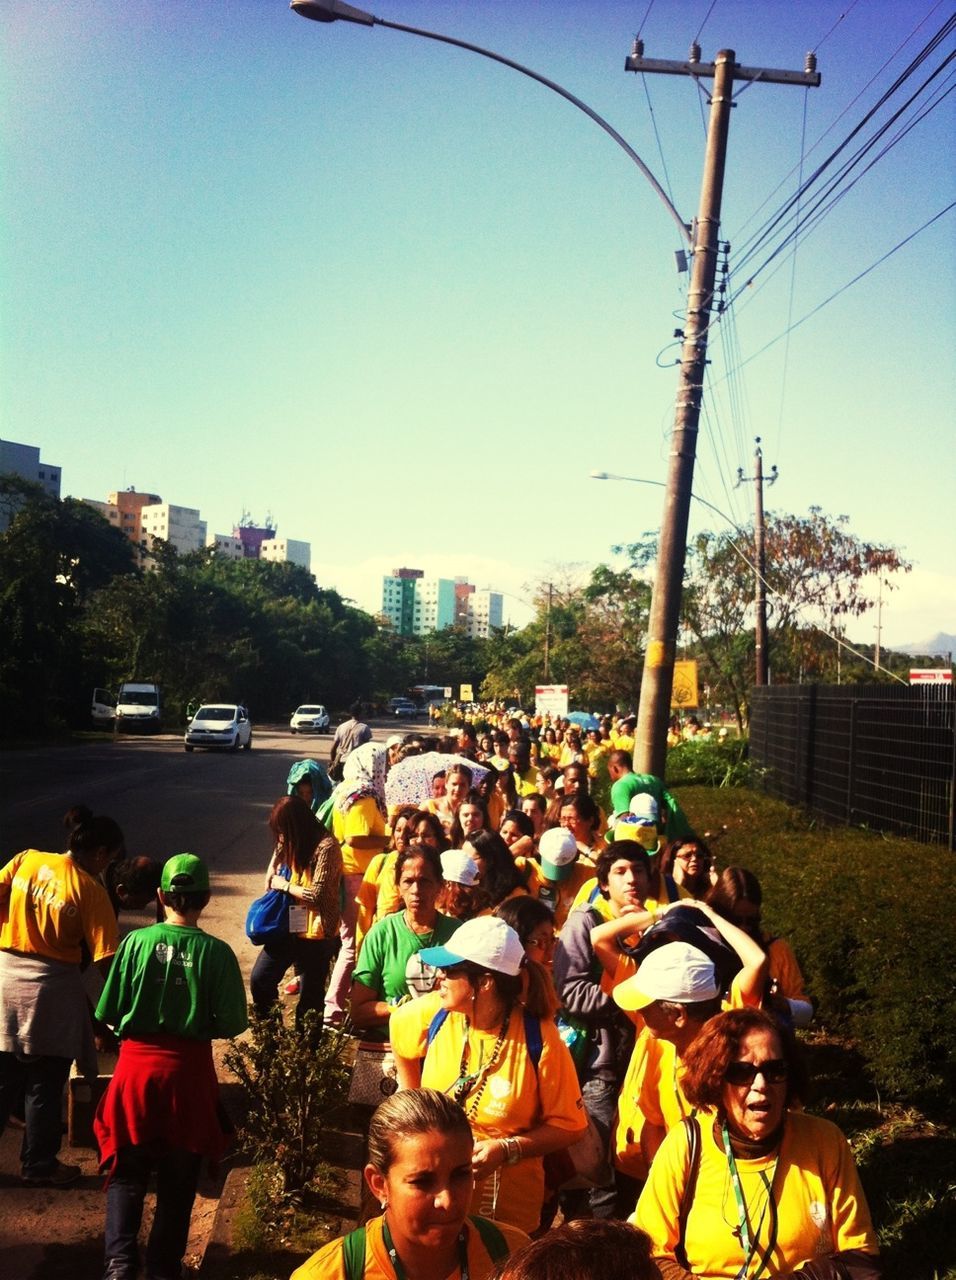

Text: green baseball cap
xmin=161 ymin=853 xmax=209 ymax=893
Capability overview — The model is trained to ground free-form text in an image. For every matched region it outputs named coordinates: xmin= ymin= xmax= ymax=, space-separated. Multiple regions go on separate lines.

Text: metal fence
xmin=749 ymin=683 xmax=955 ymax=848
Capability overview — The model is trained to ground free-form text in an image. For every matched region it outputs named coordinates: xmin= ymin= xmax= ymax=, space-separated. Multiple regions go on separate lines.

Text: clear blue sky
xmin=4 ymin=0 xmax=954 ymax=650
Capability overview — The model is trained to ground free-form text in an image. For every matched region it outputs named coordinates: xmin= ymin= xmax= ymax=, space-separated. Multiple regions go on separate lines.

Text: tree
xmin=0 ymin=482 xmax=138 ymax=734
xmin=618 ymin=507 xmax=911 ymax=729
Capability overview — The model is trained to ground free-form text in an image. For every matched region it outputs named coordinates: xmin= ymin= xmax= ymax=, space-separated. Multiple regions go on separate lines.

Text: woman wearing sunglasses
xmin=389 ymin=916 xmax=585 ymax=1235
xmin=633 ymin=1007 xmax=881 ymax=1279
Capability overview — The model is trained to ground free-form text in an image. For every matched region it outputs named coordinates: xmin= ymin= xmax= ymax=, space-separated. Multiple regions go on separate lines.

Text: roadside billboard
xmin=535 ymin=684 xmax=569 ymax=717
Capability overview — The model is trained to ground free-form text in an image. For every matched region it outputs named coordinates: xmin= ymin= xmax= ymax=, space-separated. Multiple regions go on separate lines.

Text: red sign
xmin=909 ymin=669 xmax=953 ymax=684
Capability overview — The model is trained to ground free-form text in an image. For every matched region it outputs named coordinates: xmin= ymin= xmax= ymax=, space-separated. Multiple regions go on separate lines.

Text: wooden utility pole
xmin=630 ymin=43 xmax=820 ymax=779
xmin=737 ymin=437 xmax=778 ymax=686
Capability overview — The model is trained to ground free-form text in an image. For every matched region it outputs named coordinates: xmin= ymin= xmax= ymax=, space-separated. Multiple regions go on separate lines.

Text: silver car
xmin=289 ymin=704 xmax=330 ymax=734
xmin=184 ymin=704 xmax=252 ymax=752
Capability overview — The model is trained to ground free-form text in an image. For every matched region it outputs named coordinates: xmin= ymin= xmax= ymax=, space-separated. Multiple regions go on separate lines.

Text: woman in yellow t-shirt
xmin=389 ymin=917 xmax=587 ymax=1235
xmin=633 ymin=1008 xmax=880 ymax=1279
xmin=0 ymin=810 xmax=122 ymax=1185
xmin=355 ymin=805 xmax=418 ymax=947
xmin=326 ymin=743 xmax=390 ymax=1027
xmin=291 ymin=1089 xmax=528 ymax=1279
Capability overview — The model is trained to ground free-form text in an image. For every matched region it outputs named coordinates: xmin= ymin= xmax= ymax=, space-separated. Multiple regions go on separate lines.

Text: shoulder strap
xmin=469 ymin=1214 xmax=509 ymax=1262
xmin=341 ymin=1226 xmax=366 ymax=1280
xmin=675 ymin=1115 xmax=702 ymax=1270
xmin=427 ymin=1007 xmax=449 ymax=1047
xmin=522 ymin=1011 xmax=543 ymax=1074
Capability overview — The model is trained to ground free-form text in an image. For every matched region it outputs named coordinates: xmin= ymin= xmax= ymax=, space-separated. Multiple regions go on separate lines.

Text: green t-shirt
xmin=352 ymin=911 xmax=460 ymax=1042
xmin=96 ymin=922 xmax=248 ymax=1042
xmin=609 ymin=773 xmax=692 ymax=840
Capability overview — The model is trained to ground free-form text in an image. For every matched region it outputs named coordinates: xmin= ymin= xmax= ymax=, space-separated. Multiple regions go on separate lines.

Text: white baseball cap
xmin=538 ymin=827 xmax=580 ymax=882
xmin=418 ymin=916 xmax=525 ymax=977
xmin=612 ymin=942 xmax=720 ymax=1012
xmin=441 ymin=849 xmax=480 ymax=887
xmin=629 ymin=793 xmax=660 ymax=825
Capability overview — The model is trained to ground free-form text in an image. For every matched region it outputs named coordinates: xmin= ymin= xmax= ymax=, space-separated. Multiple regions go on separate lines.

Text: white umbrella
xmin=385 ymin=752 xmax=489 ymax=808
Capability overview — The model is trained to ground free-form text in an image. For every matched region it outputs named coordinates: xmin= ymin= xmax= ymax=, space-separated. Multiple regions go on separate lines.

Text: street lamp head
xmin=291 ymin=0 xmax=375 ymax=26
xmin=589 ymin=470 xmax=610 ymax=480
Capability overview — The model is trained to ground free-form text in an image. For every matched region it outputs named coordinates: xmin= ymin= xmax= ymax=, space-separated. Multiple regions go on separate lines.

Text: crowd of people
xmin=0 ymin=705 xmax=882 ymax=1280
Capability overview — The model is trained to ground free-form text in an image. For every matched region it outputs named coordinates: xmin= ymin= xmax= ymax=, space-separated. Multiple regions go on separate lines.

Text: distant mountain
xmin=889 ymin=631 xmax=956 ymax=658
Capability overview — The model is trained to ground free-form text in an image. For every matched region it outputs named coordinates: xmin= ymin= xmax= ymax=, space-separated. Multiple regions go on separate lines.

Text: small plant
xmin=667 ymin=736 xmax=756 ymax=788
xmin=225 ymin=1009 xmax=351 ymax=1195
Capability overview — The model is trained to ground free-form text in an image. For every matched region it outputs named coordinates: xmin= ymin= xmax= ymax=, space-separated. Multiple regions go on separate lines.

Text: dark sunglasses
xmin=724 ymin=1058 xmax=789 ymax=1087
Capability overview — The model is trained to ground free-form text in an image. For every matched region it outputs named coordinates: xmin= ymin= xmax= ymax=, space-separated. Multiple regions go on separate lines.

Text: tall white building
xmin=140 ymin=503 xmax=207 ymax=557
xmin=259 ymin=536 xmax=311 ymax=571
xmin=466 ymin=589 xmax=504 ymax=638
xmin=381 ymin=569 xmax=502 ymax=637
xmin=206 ymin=532 xmax=245 ymax=560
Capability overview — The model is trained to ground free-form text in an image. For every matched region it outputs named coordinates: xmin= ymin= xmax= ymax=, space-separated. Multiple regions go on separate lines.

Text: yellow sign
xmin=671 ymin=660 xmax=699 ymax=709
xmin=459 ymin=683 xmax=474 ymax=702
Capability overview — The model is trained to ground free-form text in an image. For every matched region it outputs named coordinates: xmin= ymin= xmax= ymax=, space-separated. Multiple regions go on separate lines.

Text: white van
xmin=115 ymin=682 xmax=162 ymax=733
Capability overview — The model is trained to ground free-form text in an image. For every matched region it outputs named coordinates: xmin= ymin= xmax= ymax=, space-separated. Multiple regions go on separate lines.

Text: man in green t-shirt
xmin=95 ymin=853 xmax=247 ymax=1280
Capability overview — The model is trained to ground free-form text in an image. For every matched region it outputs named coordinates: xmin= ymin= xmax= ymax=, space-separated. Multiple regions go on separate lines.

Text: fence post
xmin=846 ymin=697 xmax=857 ymax=827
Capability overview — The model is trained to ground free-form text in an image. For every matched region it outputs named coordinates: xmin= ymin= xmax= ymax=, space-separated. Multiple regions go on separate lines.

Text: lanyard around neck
xmin=721 ymin=1121 xmax=779 ymax=1280
xmin=382 ymin=1218 xmax=469 ymax=1280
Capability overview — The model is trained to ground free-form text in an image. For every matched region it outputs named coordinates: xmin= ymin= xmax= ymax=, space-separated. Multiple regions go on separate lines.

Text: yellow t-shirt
xmin=355 ymin=852 xmax=401 ymax=947
xmin=290 ymin=1212 xmax=529 ymax=1280
xmin=633 ymin=1110 xmax=879 ymax=1277
xmin=0 ymin=850 xmax=117 ymax=966
xmin=333 ymin=796 xmax=389 ymax=877
xmin=390 ymin=998 xmax=587 ymax=1234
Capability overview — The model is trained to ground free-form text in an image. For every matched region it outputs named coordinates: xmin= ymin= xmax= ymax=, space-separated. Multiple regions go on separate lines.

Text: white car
xmin=184 ymin=704 xmax=252 ymax=752
xmin=289 ymin=704 xmax=330 ymax=734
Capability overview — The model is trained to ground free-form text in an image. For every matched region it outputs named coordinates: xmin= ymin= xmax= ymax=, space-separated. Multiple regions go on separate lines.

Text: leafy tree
xmin=0 ymin=481 xmax=137 ymax=733
xmin=617 ymin=507 xmax=910 ymax=729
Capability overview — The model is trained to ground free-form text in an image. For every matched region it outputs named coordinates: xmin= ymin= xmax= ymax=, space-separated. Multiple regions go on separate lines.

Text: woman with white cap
xmin=389 ymin=916 xmax=586 ymax=1235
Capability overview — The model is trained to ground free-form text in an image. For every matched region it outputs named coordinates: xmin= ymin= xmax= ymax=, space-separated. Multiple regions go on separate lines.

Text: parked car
xmin=114 ymin=682 xmax=162 ymax=733
xmin=184 ymin=704 xmax=252 ymax=752
xmin=289 ymin=704 xmax=330 ymax=734
xmin=389 ymin=698 xmax=422 ymax=719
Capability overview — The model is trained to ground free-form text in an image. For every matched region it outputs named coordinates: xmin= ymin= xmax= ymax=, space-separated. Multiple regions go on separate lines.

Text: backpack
xmin=426 ymin=1006 xmax=543 ymax=1072
xmin=340 ymin=1214 xmax=508 ymax=1280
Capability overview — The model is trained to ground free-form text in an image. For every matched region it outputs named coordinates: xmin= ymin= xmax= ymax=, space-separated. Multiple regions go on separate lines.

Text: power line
xmin=811 ymin=0 xmax=866 ymax=54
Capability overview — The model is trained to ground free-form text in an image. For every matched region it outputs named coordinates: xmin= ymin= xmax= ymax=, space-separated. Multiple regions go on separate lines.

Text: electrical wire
xmin=635 ymin=0 xmax=657 ymax=39
xmin=731 ymin=200 xmax=956 ymax=372
xmin=732 ymin=0 xmax=949 ymax=244
xmin=641 ymin=76 xmax=679 ymax=212
xmin=732 ymin=15 xmax=956 ymax=275
xmin=693 ymin=0 xmax=719 ymax=46
xmin=773 ymin=88 xmax=810 ymax=464
xmin=811 ymin=0 xmax=865 ymax=53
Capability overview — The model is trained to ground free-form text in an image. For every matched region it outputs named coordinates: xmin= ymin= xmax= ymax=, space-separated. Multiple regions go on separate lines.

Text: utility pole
xmin=737 ymin=437 xmax=778 ymax=686
xmin=543 ymin=581 xmax=554 ymax=682
xmin=874 ymin=577 xmax=884 ymax=672
xmin=629 ymin=42 xmax=820 ymax=778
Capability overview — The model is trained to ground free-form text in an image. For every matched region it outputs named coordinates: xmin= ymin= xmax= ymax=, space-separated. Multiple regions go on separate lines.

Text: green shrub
xmin=666 ymin=737 xmax=757 ymax=788
xmin=224 ymin=1010 xmax=351 ymax=1194
xmin=669 ymin=786 xmax=956 ymax=1107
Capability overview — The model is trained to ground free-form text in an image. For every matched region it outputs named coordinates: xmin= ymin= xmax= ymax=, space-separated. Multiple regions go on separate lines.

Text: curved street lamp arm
xmin=292 ymin=1 xmax=692 ymax=246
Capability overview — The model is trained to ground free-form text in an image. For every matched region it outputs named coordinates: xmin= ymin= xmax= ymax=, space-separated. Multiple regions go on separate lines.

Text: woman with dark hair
xmin=706 ymin=867 xmax=812 ymax=1027
xmin=495 ymin=1219 xmax=658 ymax=1280
xmin=465 ymin=830 xmax=529 ymax=913
xmin=449 ymin=790 xmax=491 ymax=849
xmin=390 ymin=918 xmax=587 ymax=1235
xmin=558 ymin=792 xmax=603 ymax=859
xmin=355 ymin=804 xmax=419 ymax=945
xmin=409 ymin=808 xmax=451 ymax=854
xmin=634 ymin=1007 xmax=881 ymax=1280
xmin=249 ymin=795 xmax=342 ymax=1029
xmin=499 ymin=809 xmax=536 ymax=862
xmin=658 ymin=834 xmax=715 ymax=901
xmin=494 ymin=897 xmax=560 ymax=1000
xmin=0 ymin=810 xmax=123 ymax=1185
xmin=350 ymin=844 xmax=460 ymax=1039
xmin=534 ymin=766 xmax=561 ymax=806
xmin=291 ymin=1089 xmax=528 ymax=1278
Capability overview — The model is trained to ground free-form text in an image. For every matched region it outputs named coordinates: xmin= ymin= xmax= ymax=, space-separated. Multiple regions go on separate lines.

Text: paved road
xmin=0 ymin=721 xmax=402 ymax=1278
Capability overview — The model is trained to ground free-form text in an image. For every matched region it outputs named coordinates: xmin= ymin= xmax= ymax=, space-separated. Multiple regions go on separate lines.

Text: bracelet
xmin=502 ymin=1137 xmax=521 ymax=1165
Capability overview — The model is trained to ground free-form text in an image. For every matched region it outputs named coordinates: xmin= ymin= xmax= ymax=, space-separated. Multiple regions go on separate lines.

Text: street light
xmin=291 ymin=1 xmax=692 ymax=248
xmin=291 ymin=1 xmax=731 ymax=779
xmin=590 ymin=471 xmax=742 ymax=531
